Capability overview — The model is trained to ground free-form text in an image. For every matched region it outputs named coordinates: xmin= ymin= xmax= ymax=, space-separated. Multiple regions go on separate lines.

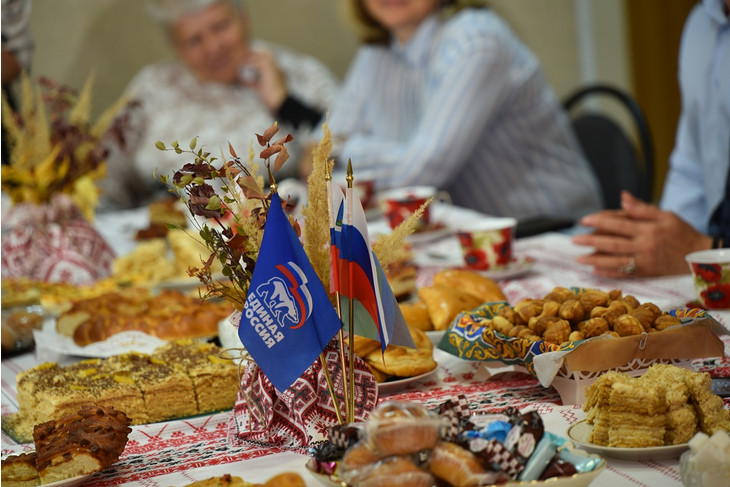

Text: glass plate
xmin=567 ymin=420 xmax=689 ymax=460
xmin=305 ymin=449 xmax=606 ymax=487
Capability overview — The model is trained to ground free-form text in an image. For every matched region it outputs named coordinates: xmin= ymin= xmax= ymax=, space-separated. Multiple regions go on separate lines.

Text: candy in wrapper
xmin=539 ymin=458 xmax=578 ymax=480
xmin=463 ymin=438 xmax=524 ymax=478
xmin=328 ymin=423 xmax=364 ymax=450
xmin=504 ymin=410 xmax=544 ymax=461
xmin=518 ymin=433 xmax=562 ymax=481
xmin=460 ymin=420 xmax=512 ymax=444
xmin=558 ymin=447 xmax=605 ymax=473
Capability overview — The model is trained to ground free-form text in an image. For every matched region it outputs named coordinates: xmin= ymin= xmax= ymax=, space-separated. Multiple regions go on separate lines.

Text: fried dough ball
xmin=559 ymin=298 xmax=586 ymax=323
xmin=581 ymin=317 xmax=610 ymax=338
xmin=613 ymin=314 xmax=644 ymax=336
xmin=544 ymin=286 xmax=574 ymax=304
xmin=543 ymin=319 xmax=571 ymax=344
xmin=654 ymin=314 xmax=682 ymax=331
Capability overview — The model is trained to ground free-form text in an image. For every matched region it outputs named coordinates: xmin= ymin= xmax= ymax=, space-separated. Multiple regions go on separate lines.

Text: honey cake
xmin=607 ymin=381 xmax=666 ymax=447
xmin=154 ymin=339 xmax=239 ymax=414
xmin=108 ymin=352 xmax=197 ymax=422
xmin=640 ymin=364 xmax=698 ymax=444
xmin=63 ymin=359 xmax=148 ymax=425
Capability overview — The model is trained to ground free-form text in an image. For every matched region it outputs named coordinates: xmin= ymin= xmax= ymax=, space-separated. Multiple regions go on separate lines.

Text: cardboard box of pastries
xmin=437 ymin=286 xmax=726 ymax=404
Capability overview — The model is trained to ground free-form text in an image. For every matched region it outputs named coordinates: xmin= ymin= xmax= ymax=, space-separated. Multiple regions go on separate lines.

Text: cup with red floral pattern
xmin=456 ymin=217 xmax=517 ymax=271
xmin=685 ymin=248 xmax=730 ymax=309
xmin=380 ymin=186 xmax=438 ymax=230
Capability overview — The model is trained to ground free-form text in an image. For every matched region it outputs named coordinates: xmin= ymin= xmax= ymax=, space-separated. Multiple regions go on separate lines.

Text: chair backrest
xmin=563 ymin=84 xmax=654 ymax=209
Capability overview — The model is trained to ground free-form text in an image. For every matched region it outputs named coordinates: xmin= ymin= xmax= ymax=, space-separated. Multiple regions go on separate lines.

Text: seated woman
xmin=319 ymin=0 xmax=601 ymax=224
xmin=100 ymin=0 xmax=339 ymax=210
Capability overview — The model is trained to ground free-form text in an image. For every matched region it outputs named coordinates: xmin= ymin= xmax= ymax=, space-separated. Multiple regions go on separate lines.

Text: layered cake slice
xmin=108 ymin=352 xmax=197 ymax=422
xmin=154 ymin=339 xmax=239 ymax=414
xmin=607 ymin=381 xmax=667 ymax=447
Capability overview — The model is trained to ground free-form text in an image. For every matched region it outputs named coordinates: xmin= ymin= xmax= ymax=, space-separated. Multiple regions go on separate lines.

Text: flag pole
xmin=268 ymin=165 xmax=344 ymax=425
xmin=325 ymin=164 xmax=350 ymax=423
xmin=346 ymin=160 xmax=356 ymax=424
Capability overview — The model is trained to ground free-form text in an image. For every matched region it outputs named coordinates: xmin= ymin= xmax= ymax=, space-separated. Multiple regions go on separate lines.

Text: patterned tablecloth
xmin=2 ymin=226 xmax=729 ymax=486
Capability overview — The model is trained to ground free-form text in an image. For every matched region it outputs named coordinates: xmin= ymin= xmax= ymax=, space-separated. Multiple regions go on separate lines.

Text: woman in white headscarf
xmin=100 ymin=0 xmax=339 ymax=210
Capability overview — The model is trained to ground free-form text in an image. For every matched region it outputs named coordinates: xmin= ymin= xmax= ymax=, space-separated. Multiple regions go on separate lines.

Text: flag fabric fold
xmin=335 ymin=186 xmax=415 ymax=351
xmin=238 ymin=192 xmax=342 ymax=392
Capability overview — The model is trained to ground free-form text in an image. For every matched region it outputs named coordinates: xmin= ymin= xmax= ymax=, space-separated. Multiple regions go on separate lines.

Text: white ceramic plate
xmin=406 ymin=224 xmax=454 ymax=245
xmin=476 ymin=255 xmax=535 ymax=281
xmin=567 ymin=420 xmax=689 ymax=460
xmin=425 ymin=330 xmax=445 ymax=346
xmin=377 ymin=366 xmax=438 ymax=394
xmin=42 ymin=474 xmax=93 ymax=487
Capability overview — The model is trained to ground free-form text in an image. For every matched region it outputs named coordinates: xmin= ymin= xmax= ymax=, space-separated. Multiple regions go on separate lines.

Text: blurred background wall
xmin=22 ymin=0 xmax=696 ymax=201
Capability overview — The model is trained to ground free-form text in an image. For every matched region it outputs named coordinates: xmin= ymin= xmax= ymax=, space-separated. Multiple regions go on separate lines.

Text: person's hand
xmin=240 ymin=49 xmax=287 ymax=112
xmin=571 ymin=191 xmax=712 ymax=278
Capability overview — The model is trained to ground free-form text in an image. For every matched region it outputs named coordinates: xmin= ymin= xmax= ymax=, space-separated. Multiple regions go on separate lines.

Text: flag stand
xmin=345 ymin=160 xmax=356 ymax=424
xmin=268 ymin=167 xmax=344 ymax=425
xmin=325 ymin=164 xmax=350 ymax=425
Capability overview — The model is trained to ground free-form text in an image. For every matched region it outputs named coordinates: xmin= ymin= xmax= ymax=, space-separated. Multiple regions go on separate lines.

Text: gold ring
xmin=619 ymin=256 xmax=636 ymax=275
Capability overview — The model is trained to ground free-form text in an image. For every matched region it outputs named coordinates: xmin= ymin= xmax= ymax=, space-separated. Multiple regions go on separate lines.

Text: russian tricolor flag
xmin=331 ymin=184 xmax=414 ymax=352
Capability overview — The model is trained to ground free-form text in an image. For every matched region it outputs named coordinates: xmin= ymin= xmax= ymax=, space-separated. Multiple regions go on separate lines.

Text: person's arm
xmin=276 ymin=95 xmax=322 ymax=129
xmin=572 ymin=191 xmax=712 ymax=278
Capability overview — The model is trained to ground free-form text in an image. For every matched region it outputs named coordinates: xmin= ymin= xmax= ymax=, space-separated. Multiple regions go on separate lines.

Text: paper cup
xmin=379 ymin=186 xmax=437 ymax=230
xmin=456 ymin=218 xmax=516 ymax=271
xmin=685 ymin=248 xmax=730 ymax=309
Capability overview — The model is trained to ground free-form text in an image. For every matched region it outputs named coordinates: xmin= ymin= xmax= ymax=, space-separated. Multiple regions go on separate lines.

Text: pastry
xmin=33 ymin=406 xmax=131 ymax=484
xmin=418 ymin=284 xmax=482 ymax=330
xmin=358 ymin=457 xmax=434 ymax=487
xmin=7 ymin=341 xmax=239 ymax=441
xmin=56 ymin=288 xmax=233 ymax=346
xmin=399 ymin=300 xmax=432 ymax=331
xmin=365 ymin=401 xmax=441 ymax=456
xmin=432 ymin=269 xmax=506 ymax=303
xmin=1 ymin=452 xmax=39 ymax=487
xmin=429 ymin=441 xmax=497 ymax=487
xmin=364 ymin=344 xmax=437 ymax=379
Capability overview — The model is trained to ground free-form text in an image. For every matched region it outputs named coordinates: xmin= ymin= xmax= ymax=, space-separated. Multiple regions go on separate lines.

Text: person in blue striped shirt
xmin=317 ymin=0 xmax=602 ymax=226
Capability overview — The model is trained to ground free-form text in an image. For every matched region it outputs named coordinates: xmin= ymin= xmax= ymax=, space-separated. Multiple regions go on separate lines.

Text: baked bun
xmin=399 ymin=301 xmax=433 ymax=331
xmin=432 ymin=269 xmax=506 ymax=303
xmin=33 ymin=406 xmax=131 ymax=484
xmin=366 ymin=401 xmax=442 ymax=456
xmin=364 ymin=344 xmax=436 ymax=379
xmin=429 ymin=441 xmax=490 ymax=486
xmin=359 ymin=457 xmax=434 ymax=487
xmin=418 ymin=284 xmax=483 ymax=330
xmin=409 ymin=326 xmax=432 ymax=352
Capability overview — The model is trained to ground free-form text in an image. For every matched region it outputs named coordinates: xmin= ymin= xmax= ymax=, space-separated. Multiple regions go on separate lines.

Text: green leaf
xmin=205 ymin=195 xmax=221 ymax=211
xmin=155 ymin=141 xmax=166 ymax=151
xmin=189 ymin=136 xmax=197 ymax=150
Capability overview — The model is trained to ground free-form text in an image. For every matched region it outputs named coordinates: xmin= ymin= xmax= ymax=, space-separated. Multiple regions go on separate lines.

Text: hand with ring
xmin=619 ymin=256 xmax=637 ymax=276
xmin=572 ymin=191 xmax=712 ymax=278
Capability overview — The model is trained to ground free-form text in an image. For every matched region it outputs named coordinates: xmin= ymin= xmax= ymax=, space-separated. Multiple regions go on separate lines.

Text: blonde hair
xmin=345 ymin=0 xmax=489 ymax=45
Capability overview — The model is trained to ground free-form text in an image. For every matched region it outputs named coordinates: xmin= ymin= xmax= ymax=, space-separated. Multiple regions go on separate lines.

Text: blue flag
xmin=238 ymin=192 xmax=343 ymax=392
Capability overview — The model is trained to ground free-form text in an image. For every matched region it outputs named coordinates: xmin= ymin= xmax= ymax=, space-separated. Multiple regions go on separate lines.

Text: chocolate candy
xmin=539 ymin=458 xmax=578 ymax=480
